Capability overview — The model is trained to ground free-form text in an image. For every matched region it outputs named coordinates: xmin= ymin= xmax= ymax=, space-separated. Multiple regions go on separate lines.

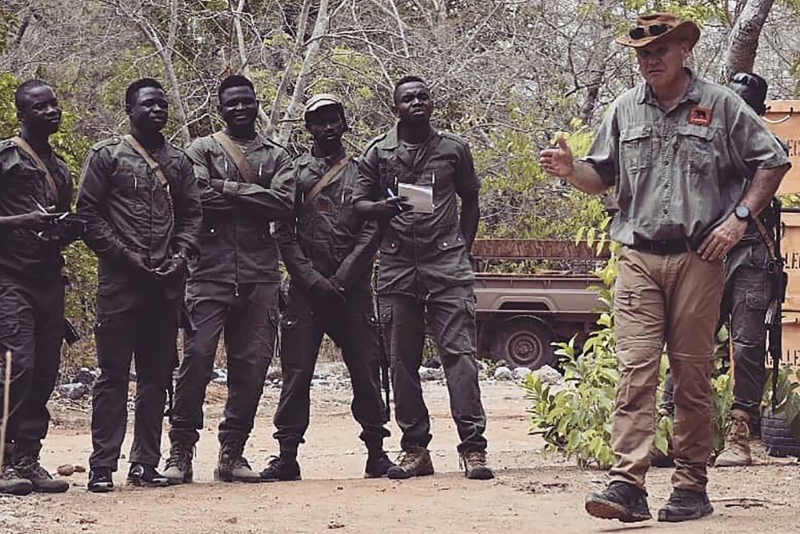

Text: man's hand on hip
xmin=697 ymin=214 xmax=748 ymax=262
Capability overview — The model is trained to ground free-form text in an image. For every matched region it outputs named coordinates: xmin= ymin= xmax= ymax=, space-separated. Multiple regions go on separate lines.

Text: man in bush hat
xmin=540 ymin=12 xmax=790 ymax=523
xmin=259 ymin=93 xmax=394 ymax=481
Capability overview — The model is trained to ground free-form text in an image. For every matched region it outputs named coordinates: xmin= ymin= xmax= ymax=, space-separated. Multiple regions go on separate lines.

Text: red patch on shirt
xmin=688 ymin=106 xmax=713 ymax=126
xmin=315 ymin=196 xmax=333 ymax=213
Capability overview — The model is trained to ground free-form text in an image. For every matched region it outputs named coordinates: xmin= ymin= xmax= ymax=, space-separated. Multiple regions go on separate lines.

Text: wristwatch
xmin=734 ymin=205 xmax=751 ymax=221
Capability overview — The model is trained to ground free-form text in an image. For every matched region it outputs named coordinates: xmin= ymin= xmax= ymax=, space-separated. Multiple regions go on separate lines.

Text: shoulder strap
xmin=123 ymin=134 xmax=170 ymax=193
xmin=211 ymin=131 xmax=258 ymax=184
xmin=10 ymin=136 xmax=59 ymax=206
xmin=304 ymin=156 xmax=352 ymax=206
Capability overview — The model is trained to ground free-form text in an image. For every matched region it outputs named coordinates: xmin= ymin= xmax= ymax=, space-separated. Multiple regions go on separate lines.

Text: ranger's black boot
xmin=163 ymin=440 xmax=194 ymax=485
xmin=127 ymin=463 xmax=169 ymax=487
xmin=214 ymin=437 xmax=261 ymax=483
xmin=87 ymin=467 xmax=114 ymax=493
xmin=259 ymin=447 xmax=302 ymax=482
xmin=364 ymin=442 xmax=396 ymax=479
xmin=0 ymin=454 xmax=33 ymax=496
xmin=13 ymin=445 xmax=69 ymax=493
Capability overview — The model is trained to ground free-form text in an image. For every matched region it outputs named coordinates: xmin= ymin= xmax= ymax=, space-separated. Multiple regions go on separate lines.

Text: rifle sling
xmin=752 ymin=212 xmax=778 ymax=263
xmin=211 ymin=131 xmax=258 ymax=184
xmin=123 ymin=134 xmax=171 ymax=194
xmin=10 ymin=136 xmax=60 ymax=206
xmin=304 ymin=156 xmax=352 ymax=206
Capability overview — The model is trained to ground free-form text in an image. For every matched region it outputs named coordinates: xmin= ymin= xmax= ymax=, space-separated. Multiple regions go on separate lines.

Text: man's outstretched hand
xmin=539 ymin=136 xmax=575 ymax=178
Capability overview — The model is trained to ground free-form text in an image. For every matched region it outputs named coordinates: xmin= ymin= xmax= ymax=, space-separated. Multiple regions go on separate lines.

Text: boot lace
xmin=460 ymin=450 xmax=486 ymax=470
xmin=728 ymin=418 xmax=750 ymax=442
xmin=14 ymin=454 xmax=50 ymax=480
xmin=166 ymin=442 xmax=193 ymax=470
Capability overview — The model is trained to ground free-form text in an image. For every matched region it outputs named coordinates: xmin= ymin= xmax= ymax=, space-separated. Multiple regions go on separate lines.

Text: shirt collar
xmin=639 ymin=68 xmax=701 ymax=106
xmin=378 ymin=123 xmax=438 ymax=150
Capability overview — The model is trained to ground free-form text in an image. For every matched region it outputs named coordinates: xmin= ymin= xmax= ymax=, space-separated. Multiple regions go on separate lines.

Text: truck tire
xmin=762 ymin=407 xmax=800 ymax=458
xmin=491 ymin=318 xmax=555 ymax=370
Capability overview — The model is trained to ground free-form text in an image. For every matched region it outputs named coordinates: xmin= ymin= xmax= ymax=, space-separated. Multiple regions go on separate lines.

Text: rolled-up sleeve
xmin=581 ymin=101 xmax=620 ymax=186
xmin=727 ymin=101 xmax=792 ymax=177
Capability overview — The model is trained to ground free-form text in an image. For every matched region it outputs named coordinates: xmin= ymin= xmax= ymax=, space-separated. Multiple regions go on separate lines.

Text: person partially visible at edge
xmin=540 ymin=13 xmax=790 ymax=524
xmin=77 ymin=78 xmax=202 ymax=493
xmin=258 ymin=94 xmax=395 ymax=482
xmin=0 ymin=80 xmax=74 ymax=495
xmin=162 ymin=75 xmax=295 ymax=485
xmin=659 ymin=72 xmax=789 ymax=469
xmin=353 ymin=76 xmax=494 ymax=480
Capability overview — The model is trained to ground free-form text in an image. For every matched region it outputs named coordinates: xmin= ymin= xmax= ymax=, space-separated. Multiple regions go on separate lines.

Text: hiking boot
xmin=13 ymin=452 xmax=69 ymax=493
xmin=259 ymin=455 xmax=302 ymax=482
xmin=386 ymin=446 xmax=434 ymax=480
xmin=127 ymin=463 xmax=169 ymax=487
xmin=585 ymin=481 xmax=652 ymax=523
xmin=714 ymin=409 xmax=752 ymax=467
xmin=214 ymin=439 xmax=261 ymax=483
xmin=163 ymin=440 xmax=194 ymax=485
xmin=87 ymin=467 xmax=114 ymax=493
xmin=0 ymin=463 xmax=33 ymax=495
xmin=364 ymin=450 xmax=396 ymax=479
xmin=460 ymin=450 xmax=494 ymax=480
xmin=657 ymin=488 xmax=714 ymax=522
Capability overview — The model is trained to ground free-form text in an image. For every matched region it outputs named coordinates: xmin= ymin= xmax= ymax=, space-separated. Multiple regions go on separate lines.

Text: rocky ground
xmin=1 ymin=362 xmax=800 ymax=534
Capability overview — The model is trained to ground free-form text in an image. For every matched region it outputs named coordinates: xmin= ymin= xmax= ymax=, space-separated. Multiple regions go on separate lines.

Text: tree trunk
xmin=579 ymin=2 xmax=615 ymax=125
xmin=721 ymin=0 xmax=776 ymax=82
xmin=276 ymin=0 xmax=331 ymax=145
xmin=230 ymin=0 xmax=271 ymax=126
xmin=265 ymin=0 xmax=314 ymax=139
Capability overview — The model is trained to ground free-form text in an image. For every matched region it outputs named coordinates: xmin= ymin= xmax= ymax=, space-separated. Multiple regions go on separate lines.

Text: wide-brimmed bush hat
xmin=616 ymin=12 xmax=700 ymax=50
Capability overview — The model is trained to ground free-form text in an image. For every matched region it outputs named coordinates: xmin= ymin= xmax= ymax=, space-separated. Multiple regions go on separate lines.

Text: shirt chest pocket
xmin=620 ymin=125 xmax=653 ymax=175
xmin=676 ymin=124 xmax=716 ymax=177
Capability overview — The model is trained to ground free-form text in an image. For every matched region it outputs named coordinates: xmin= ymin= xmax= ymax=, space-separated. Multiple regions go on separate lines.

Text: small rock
xmin=56 ymin=464 xmax=75 ymax=477
xmin=328 ymin=521 xmax=345 ymax=529
xmin=225 ymin=517 xmax=238 ymax=524
xmin=512 ymin=367 xmax=532 ymax=381
xmin=421 ymin=357 xmax=441 ymax=369
xmin=60 ymin=383 xmax=88 ymax=400
xmin=72 ymin=368 xmax=96 ymax=385
xmin=311 ymin=378 xmax=328 ymax=387
xmin=267 ymin=369 xmax=282 ymax=381
xmin=73 ymin=465 xmax=87 ymax=473
xmin=419 ymin=366 xmax=443 ymax=381
xmin=493 ymin=366 xmax=513 ymax=381
xmin=533 ymin=365 xmax=564 ymax=385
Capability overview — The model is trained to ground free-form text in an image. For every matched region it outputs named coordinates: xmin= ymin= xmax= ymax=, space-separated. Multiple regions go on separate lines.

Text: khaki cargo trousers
xmin=610 ymin=246 xmax=723 ymax=493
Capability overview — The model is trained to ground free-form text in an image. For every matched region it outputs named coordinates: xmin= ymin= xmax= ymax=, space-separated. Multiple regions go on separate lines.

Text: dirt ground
xmin=2 ymin=374 xmax=800 ymax=534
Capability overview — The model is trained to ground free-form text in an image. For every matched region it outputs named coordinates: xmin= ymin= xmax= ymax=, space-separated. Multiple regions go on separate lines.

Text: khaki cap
xmin=304 ymin=93 xmax=342 ymax=115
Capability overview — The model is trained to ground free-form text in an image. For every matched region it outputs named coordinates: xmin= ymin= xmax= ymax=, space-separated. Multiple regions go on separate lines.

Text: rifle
xmin=759 ymin=198 xmax=786 ymax=409
xmin=372 ymin=261 xmax=391 ymax=423
xmin=165 ymin=302 xmax=195 ymax=420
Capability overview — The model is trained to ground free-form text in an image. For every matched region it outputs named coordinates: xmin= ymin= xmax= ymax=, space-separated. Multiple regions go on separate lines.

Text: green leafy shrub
xmin=523 ymin=311 xmax=617 ymax=469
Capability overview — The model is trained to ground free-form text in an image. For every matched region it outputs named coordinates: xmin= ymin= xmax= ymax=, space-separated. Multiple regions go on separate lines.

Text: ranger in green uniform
xmin=0 ymin=80 xmax=74 ymax=495
xmin=353 ymin=76 xmax=494 ymax=480
xmin=78 ymin=78 xmax=202 ymax=492
xmin=162 ymin=75 xmax=295 ymax=484
xmin=258 ymin=94 xmax=394 ymax=481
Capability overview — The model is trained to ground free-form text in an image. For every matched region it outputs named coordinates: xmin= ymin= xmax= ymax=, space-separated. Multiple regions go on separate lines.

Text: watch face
xmin=736 ymin=205 xmax=750 ymax=219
